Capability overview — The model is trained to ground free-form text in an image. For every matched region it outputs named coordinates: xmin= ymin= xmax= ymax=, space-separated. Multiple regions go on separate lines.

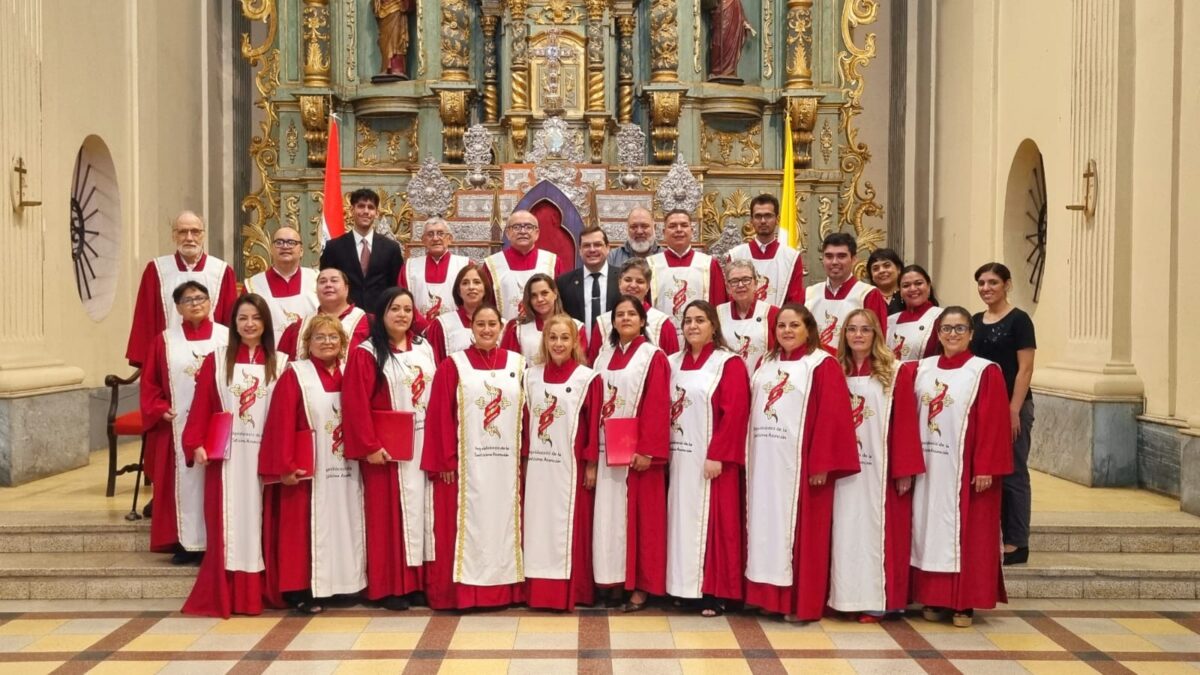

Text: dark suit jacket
xmin=556 ymin=265 xmax=620 ymax=326
xmin=319 ymin=231 xmax=404 ymax=313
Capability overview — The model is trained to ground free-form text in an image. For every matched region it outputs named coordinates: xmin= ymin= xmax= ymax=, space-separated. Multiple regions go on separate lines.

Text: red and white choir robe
xmin=400 ymin=253 xmax=470 ymax=320
xmin=827 ymin=360 xmax=924 ymax=613
xmin=587 ymin=303 xmax=680 ymax=364
xmin=258 ymin=360 xmax=367 ymax=602
xmin=647 ymin=248 xmax=728 ymax=327
xmin=716 ymin=301 xmax=778 ymax=370
xmin=421 ymin=347 xmax=527 ymax=609
xmin=342 ymin=340 xmax=437 ymax=600
xmin=666 ymin=345 xmax=749 ymax=601
xmin=424 ymin=307 xmax=482 ymax=365
xmin=140 ymin=320 xmax=229 ymax=553
xmin=804 ymin=277 xmax=890 ymax=352
xmin=909 ymin=351 xmax=1012 ymax=611
xmin=725 ymin=240 xmax=805 ymax=306
xmin=125 ymin=253 xmax=237 ymax=367
xmin=592 ymin=337 xmax=672 ymax=594
xmin=243 ymin=267 xmax=319 ymax=344
xmin=744 ymin=349 xmax=860 ymax=620
xmin=276 ymin=305 xmax=371 ymax=360
xmin=500 ymin=316 xmax=588 ymax=363
xmin=180 ymin=346 xmax=286 ymax=617
xmin=521 ymin=360 xmax=603 ymax=610
xmin=887 ymin=303 xmax=943 ymax=362
xmin=482 ymin=247 xmax=568 ymax=321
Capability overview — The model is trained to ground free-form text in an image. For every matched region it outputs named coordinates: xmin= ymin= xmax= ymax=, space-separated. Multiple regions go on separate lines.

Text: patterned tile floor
xmin=0 ymin=601 xmax=1198 ymax=674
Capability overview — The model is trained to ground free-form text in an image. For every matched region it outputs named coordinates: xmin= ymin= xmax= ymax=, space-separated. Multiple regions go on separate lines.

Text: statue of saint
xmin=373 ymin=0 xmax=411 ymax=81
xmin=706 ymin=0 xmax=756 ymax=83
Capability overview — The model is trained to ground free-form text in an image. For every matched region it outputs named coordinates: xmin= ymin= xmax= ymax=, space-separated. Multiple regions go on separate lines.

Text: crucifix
xmin=530 ymin=28 xmax=578 ymax=116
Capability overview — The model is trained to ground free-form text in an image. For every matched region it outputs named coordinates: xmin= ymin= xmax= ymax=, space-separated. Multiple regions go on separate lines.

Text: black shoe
xmin=406 ymin=591 xmax=428 ymax=608
xmin=170 ymin=549 xmax=201 ymax=565
xmin=142 ymin=499 xmax=153 ymax=518
xmin=1003 ymin=546 xmax=1029 ymax=566
xmin=379 ymin=595 xmax=410 ymax=611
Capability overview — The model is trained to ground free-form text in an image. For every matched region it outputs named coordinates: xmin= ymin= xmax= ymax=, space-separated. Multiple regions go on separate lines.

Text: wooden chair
xmin=104 ymin=371 xmax=145 ymax=514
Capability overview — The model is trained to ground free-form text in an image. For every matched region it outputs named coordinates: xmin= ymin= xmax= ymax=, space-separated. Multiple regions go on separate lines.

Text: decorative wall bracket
xmin=787 ymin=96 xmax=819 ymax=168
xmin=648 ymin=88 xmax=685 ymax=164
xmin=299 ymin=95 xmax=330 ymax=166
xmin=435 ymin=88 xmax=471 ymax=163
xmin=1065 ymin=158 xmax=1097 ymax=218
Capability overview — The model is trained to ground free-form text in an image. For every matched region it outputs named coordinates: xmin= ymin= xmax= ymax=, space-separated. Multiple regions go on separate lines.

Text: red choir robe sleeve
xmin=500 ymin=322 xmax=522 ymax=355
xmin=126 ymin=263 xmax=164 ymax=367
xmin=181 ymin=354 xmax=221 ymax=464
xmin=213 ymin=266 xmax=239 ymax=326
xmin=708 ymin=257 xmax=729 ymax=306
xmin=350 ymin=314 xmax=372 ymax=349
xmin=804 ymin=358 xmax=860 ymax=479
xmin=277 ymin=321 xmax=301 ymax=360
xmin=967 ymin=363 xmax=1015 ymax=479
xmin=888 ymin=362 xmax=925 ymax=479
xmin=258 ymin=369 xmax=311 ymax=479
xmin=579 ymin=375 xmax=603 ymax=464
xmin=139 ymin=334 xmax=172 ymax=429
xmin=425 ymin=320 xmax=449 ymax=364
xmin=782 ymin=258 xmax=806 ymax=305
xmin=863 ymin=288 xmax=889 ymax=336
xmin=707 ymin=356 xmax=750 ymax=464
xmin=342 ymin=347 xmax=383 ymax=460
xmin=657 ymin=321 xmax=681 ymax=356
xmin=637 ymin=351 xmax=673 ymax=462
xmin=421 ymin=357 xmax=462 ymax=474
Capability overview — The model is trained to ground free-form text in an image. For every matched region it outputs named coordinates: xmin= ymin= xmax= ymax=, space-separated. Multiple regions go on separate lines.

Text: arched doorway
xmin=1002 ymin=139 xmax=1047 ymax=311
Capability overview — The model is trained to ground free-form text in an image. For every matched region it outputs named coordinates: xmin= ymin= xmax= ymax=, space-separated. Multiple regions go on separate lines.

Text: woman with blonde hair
xmin=501 ymin=273 xmax=588 ymax=362
xmin=520 ymin=314 xmax=603 ymax=610
xmin=827 ymin=309 xmax=924 ymax=622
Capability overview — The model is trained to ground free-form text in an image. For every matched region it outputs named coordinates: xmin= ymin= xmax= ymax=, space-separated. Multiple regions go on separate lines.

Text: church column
xmin=506 ymin=0 xmax=532 ymax=161
xmin=784 ymin=0 xmax=814 ymax=89
xmin=1029 ymin=0 xmax=1143 ymax=487
xmin=300 ymin=0 xmax=332 ymax=87
xmin=647 ymin=0 xmax=685 ymax=162
xmin=616 ymin=14 xmax=635 ymax=124
xmin=585 ymin=0 xmax=610 ymax=163
xmin=481 ymin=14 xmax=500 ymax=124
xmin=435 ymin=0 xmax=472 ymax=162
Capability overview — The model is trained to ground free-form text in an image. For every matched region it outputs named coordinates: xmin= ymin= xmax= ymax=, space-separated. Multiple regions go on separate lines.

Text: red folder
xmin=205 ymin=411 xmax=234 ymax=461
xmin=374 ymin=410 xmax=415 ymax=461
xmin=604 ymin=417 xmax=639 ymax=467
xmin=262 ymin=430 xmax=315 ymax=484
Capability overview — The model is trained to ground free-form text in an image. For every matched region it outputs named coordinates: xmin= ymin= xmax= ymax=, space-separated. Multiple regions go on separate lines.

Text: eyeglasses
xmin=751 ymin=213 xmax=776 ymax=221
xmin=310 ymin=334 xmax=342 ymax=344
xmin=938 ymin=324 xmax=970 ymax=335
xmin=178 ymin=295 xmax=209 ymax=306
xmin=728 ymin=277 xmax=756 ymax=287
xmin=273 ymin=238 xmax=302 ymax=248
xmin=845 ymin=326 xmax=874 ymax=335
xmin=174 ymin=228 xmax=204 ymax=238
xmin=509 ymin=223 xmax=538 ymax=233
xmin=424 ymin=231 xmax=449 ymax=240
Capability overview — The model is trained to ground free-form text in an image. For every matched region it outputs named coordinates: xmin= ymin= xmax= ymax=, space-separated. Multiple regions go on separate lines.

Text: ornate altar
xmin=237 ymin=0 xmax=886 ymax=278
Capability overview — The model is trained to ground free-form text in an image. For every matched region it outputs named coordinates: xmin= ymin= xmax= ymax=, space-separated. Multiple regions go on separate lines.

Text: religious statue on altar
xmin=706 ymin=0 xmax=757 ymax=83
xmin=373 ymin=0 xmax=411 ymax=81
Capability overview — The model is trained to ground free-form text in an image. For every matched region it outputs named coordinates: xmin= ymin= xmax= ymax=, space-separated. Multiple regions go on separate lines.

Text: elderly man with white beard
xmin=607 ymin=207 xmax=662 ymax=268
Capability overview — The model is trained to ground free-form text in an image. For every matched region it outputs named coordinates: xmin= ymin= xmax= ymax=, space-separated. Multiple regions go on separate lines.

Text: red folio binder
xmin=262 ymin=430 xmax=315 ymax=484
xmin=205 ymin=411 xmax=234 ymax=461
xmin=604 ymin=417 xmax=638 ymax=467
xmin=373 ymin=410 xmax=415 ymax=461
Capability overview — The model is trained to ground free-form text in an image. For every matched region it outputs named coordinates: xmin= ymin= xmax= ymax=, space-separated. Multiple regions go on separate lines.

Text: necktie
xmin=359 ymin=238 xmax=371 ymax=276
xmin=589 ymin=272 xmax=602 ymax=326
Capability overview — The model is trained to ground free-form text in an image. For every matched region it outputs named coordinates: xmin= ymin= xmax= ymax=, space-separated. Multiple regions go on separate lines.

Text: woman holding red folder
xmin=344 ymin=288 xmax=437 ymax=611
xmin=425 ymin=263 xmax=496 ymax=364
xmin=501 ymin=274 xmax=588 ymax=362
xmin=666 ymin=300 xmax=750 ymax=617
xmin=180 ymin=294 xmax=286 ymax=617
xmin=743 ymin=303 xmax=860 ymax=623
xmin=588 ymin=258 xmax=679 ymax=363
xmin=591 ymin=295 xmax=671 ymax=612
xmin=520 ymin=314 xmax=603 ymax=610
xmin=259 ymin=315 xmax=366 ymax=614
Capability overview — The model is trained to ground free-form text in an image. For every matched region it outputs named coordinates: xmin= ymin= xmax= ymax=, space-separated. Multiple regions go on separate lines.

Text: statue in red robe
xmin=707 ymin=0 xmax=755 ymax=82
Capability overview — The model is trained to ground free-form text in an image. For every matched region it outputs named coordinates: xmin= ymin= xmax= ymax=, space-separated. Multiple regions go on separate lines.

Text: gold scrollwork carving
xmin=301 ymin=0 xmax=332 ymax=87
xmin=285 ymin=119 xmax=299 ymax=163
xmin=240 ymin=48 xmax=280 ymax=277
xmin=481 ymin=15 xmax=500 ymax=123
xmin=650 ymin=0 xmax=679 ymax=81
xmin=416 ymin=0 xmax=426 ymax=77
xmin=838 ymin=0 xmax=886 ymax=270
xmin=284 ymin=194 xmax=301 ymax=229
xmin=535 ymin=0 xmax=583 ymax=24
xmin=649 ymin=90 xmax=682 ymax=163
xmin=240 ymin=0 xmax=278 ymax=62
xmin=762 ymin=0 xmax=774 ymax=79
xmin=299 ymin=95 xmax=330 ymax=166
xmin=439 ymin=90 xmax=470 ymax=162
xmin=344 ymin=0 xmax=356 ymax=81
xmin=795 ymin=192 xmax=809 ymax=252
xmin=819 ymin=119 xmax=833 ymax=164
xmin=441 ymin=0 xmax=471 ymax=81
xmin=692 ymin=0 xmax=701 ymax=75
xmin=817 ymin=194 xmax=833 ymax=239
xmin=699 ymin=189 xmax=751 ymax=251
xmin=785 ymin=0 xmax=814 ymax=89
xmin=507 ymin=0 xmax=529 ymax=21
xmin=787 ymin=97 xmax=818 ymax=167
xmin=617 ymin=15 xmax=635 ymax=123
xmin=510 ymin=115 xmax=530 ymax=162
xmin=699 ymin=121 xmax=762 ymax=168
xmin=356 ymin=119 xmax=380 ymax=166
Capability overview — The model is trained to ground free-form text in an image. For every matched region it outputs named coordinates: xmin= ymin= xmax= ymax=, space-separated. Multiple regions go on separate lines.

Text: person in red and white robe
xmin=647 ymin=210 xmax=727 ymax=328
xmin=242 ymin=226 xmax=319 ymax=344
xmin=500 ymin=274 xmax=587 ymax=363
xmin=666 ymin=301 xmax=750 ymax=616
xmin=717 ymin=259 xmax=779 ymax=370
xmin=805 ymin=232 xmax=889 ymax=352
xmin=259 ymin=315 xmax=366 ymax=614
xmin=425 ymin=264 xmax=496 ymax=364
xmin=398 ymin=217 xmax=470 ymax=321
xmin=421 ymin=305 xmax=526 ymax=610
xmin=592 ymin=295 xmax=672 ymax=612
xmin=724 ymin=194 xmax=805 ymax=306
xmin=480 ymin=210 xmax=570 ymax=321
xmin=744 ymin=303 xmax=859 ymax=622
xmin=126 ymin=211 xmax=237 ymax=367
xmin=277 ymin=268 xmax=370 ymax=360
xmin=887 ymin=265 xmax=942 ymax=362
xmin=827 ymin=309 xmax=924 ymax=622
xmin=588 ymin=258 xmax=679 ymax=363
xmin=521 ymin=315 xmax=603 ymax=610
xmin=343 ymin=288 xmax=437 ymax=610
xmin=909 ymin=306 xmax=1012 ymax=628
xmin=180 ymin=294 xmax=286 ymax=617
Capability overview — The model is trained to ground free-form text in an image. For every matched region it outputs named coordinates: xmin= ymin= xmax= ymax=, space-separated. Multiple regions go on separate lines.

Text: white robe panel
xmin=886 ymin=307 xmax=944 ymax=362
xmin=405 ymin=254 xmax=470 ymax=319
xmin=244 ymin=268 xmax=319 ymax=343
xmin=805 ymin=281 xmax=873 ymax=350
xmin=485 ymin=250 xmax=559 ymax=321
xmin=726 ymin=242 xmax=800 ymax=307
xmin=436 ymin=312 xmax=476 ymax=359
xmin=154 ymin=255 xmax=230 ymax=332
xmin=594 ymin=308 xmax=671 ymax=359
xmin=648 ymin=252 xmax=712 ymax=327
xmin=293 ymin=307 xmax=368 ymax=359
xmin=716 ymin=302 xmax=772 ymax=370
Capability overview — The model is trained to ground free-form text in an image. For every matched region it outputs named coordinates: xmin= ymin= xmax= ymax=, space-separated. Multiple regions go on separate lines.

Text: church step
xmin=0 ymin=515 xmax=150 ymax=554
xmin=0 ymin=551 xmax=194 ymax=600
xmin=1004 ymin=552 xmax=1200 ymax=600
xmin=1028 ymin=510 xmax=1200 ymax=553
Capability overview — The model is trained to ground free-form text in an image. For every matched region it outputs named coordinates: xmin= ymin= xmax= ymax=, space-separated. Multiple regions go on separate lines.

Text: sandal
xmin=294 ymin=600 xmax=325 ymax=615
xmin=700 ymin=596 xmax=725 ymax=617
xmin=952 ymin=610 xmax=974 ymax=628
xmin=621 ymin=600 xmax=647 ymax=613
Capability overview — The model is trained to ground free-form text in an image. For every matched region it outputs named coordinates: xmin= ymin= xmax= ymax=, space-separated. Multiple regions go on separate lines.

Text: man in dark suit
xmin=319 ymin=188 xmax=404 ymax=313
xmin=556 ymin=225 xmax=620 ymax=328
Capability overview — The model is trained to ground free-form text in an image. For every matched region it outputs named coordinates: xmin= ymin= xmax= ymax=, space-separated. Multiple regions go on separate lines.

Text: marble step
xmin=0 ymin=551 xmax=194 ymax=600
xmin=1004 ymin=552 xmax=1200 ymax=600
xmin=0 ymin=515 xmax=150 ymax=554
xmin=1029 ymin=510 xmax=1200 ymax=553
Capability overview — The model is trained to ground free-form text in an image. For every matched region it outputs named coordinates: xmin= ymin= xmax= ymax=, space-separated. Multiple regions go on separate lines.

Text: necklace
xmin=479 ymin=347 xmax=502 ymax=376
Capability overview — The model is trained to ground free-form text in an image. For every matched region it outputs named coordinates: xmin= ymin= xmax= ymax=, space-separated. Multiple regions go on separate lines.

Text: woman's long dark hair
xmin=369 ymin=287 xmax=424 ymax=382
xmin=607 ymin=294 xmax=650 ymax=348
xmin=225 ymin=294 xmax=278 ymax=386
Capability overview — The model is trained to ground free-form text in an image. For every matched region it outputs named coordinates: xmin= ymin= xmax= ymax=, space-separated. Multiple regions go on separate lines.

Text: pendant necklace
xmin=482 ymin=347 xmax=500 ymax=376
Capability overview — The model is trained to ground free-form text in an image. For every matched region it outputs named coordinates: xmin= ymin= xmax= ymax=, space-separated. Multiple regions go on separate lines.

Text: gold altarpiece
xmin=237 ymin=0 xmax=885 ymax=277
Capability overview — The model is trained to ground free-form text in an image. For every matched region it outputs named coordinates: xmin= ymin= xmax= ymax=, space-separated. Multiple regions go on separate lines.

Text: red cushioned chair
xmin=105 ymin=371 xmax=146 ymax=519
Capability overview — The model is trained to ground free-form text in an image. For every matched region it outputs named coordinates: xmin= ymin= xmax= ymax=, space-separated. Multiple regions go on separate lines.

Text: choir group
xmin=127 ymin=192 xmax=1036 ymax=630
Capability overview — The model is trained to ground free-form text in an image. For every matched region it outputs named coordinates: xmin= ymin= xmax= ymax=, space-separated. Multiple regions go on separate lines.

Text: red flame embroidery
xmin=849 ymin=393 xmax=866 ymax=429
xmin=427 ymin=292 xmax=443 ymax=318
xmin=482 ymin=382 xmax=504 ymax=434
xmin=601 ymin=383 xmax=618 ymax=420
xmin=238 ymin=374 xmax=261 ymax=425
xmin=672 ymin=279 xmax=689 ymax=317
xmin=892 ymin=334 xmax=907 ymax=359
xmin=409 ymin=366 xmax=426 ymax=407
xmin=537 ymin=392 xmax=559 ymax=443
xmin=764 ymin=370 xmax=790 ymax=421
xmin=755 ymin=278 xmax=769 ymax=302
xmin=819 ymin=313 xmax=839 ymax=347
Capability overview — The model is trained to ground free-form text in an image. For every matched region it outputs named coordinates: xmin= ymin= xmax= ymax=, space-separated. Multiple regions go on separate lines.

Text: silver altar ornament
xmin=656 ymin=154 xmax=701 ymax=214
xmin=615 ymin=123 xmax=645 ymax=190
xmin=527 ymin=117 xmax=591 ymax=215
xmin=463 ymin=124 xmax=494 ymax=189
xmin=406 ymin=156 xmax=454 ymax=217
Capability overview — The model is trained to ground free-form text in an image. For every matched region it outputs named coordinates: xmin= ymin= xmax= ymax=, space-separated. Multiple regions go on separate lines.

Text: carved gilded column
xmin=647 ymin=0 xmax=682 ymax=162
xmin=784 ymin=0 xmax=813 ymax=89
xmin=299 ymin=95 xmax=330 ymax=165
xmin=787 ymin=96 xmax=818 ymax=168
xmin=506 ymin=0 xmax=532 ymax=161
xmin=616 ymin=15 xmax=635 ymax=124
xmin=481 ymin=15 xmax=500 ymax=124
xmin=438 ymin=0 xmax=472 ymax=161
xmin=584 ymin=0 xmax=609 ymax=162
xmin=301 ymin=0 xmax=332 ymax=86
